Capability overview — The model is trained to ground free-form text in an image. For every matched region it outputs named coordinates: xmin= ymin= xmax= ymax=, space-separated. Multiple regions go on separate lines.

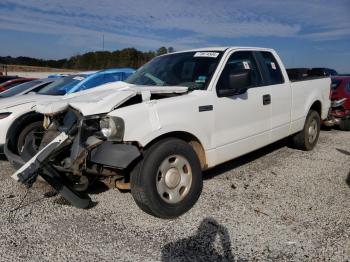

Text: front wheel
xmin=17 ymin=121 xmax=45 ymax=157
xmin=291 ymin=110 xmax=321 ymax=151
xmin=130 ymin=138 xmax=203 ymax=218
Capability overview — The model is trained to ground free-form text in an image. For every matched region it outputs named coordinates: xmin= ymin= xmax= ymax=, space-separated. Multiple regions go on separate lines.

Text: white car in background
xmin=0 ymin=68 xmax=135 ymax=159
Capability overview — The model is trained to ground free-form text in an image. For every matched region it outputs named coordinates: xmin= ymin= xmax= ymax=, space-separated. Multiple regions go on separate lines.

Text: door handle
xmin=263 ymin=94 xmax=271 ymax=105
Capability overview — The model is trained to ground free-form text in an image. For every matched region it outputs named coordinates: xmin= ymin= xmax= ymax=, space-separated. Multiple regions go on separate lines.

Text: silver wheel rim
xmin=308 ymin=119 xmax=318 ymax=144
xmin=156 ymin=155 xmax=192 ymax=204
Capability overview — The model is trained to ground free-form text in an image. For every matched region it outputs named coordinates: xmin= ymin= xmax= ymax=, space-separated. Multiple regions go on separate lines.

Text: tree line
xmin=0 ymin=47 xmax=174 ymax=70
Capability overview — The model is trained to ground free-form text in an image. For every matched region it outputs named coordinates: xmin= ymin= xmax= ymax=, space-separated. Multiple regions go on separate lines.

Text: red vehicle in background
xmin=324 ymin=76 xmax=350 ymax=130
xmin=0 ymin=78 xmax=37 ymax=93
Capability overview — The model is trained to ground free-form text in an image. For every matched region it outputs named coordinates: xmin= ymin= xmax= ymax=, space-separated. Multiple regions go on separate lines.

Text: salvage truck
xmin=8 ymin=47 xmax=331 ymax=218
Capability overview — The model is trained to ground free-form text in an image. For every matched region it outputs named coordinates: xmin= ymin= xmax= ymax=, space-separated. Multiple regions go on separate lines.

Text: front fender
xmin=109 ymin=95 xmax=214 ymax=150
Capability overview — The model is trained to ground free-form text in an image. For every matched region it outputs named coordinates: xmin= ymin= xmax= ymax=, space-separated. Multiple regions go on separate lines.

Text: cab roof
xmin=169 ymin=46 xmax=275 ymax=55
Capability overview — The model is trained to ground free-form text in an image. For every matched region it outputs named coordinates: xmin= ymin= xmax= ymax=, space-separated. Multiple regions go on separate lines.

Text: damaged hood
xmin=36 ymin=83 xmax=188 ymax=116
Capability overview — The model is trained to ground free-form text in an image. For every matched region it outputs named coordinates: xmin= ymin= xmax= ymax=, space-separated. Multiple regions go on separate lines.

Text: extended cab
xmin=10 ymin=47 xmax=331 ymax=218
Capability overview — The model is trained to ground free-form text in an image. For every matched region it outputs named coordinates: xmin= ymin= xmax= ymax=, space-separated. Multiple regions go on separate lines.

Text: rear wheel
xmin=339 ymin=118 xmax=350 ymax=131
xmin=130 ymin=138 xmax=203 ymax=218
xmin=291 ymin=110 xmax=320 ymax=151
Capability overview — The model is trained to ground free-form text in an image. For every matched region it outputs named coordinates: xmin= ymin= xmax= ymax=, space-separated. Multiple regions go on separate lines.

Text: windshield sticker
xmin=73 ymin=76 xmax=85 ymax=81
xmin=243 ymin=61 xmax=250 ymax=70
xmin=195 ymin=76 xmax=207 ymax=83
xmin=194 ymin=52 xmax=220 ymax=58
xmin=271 ymin=62 xmax=277 ymax=70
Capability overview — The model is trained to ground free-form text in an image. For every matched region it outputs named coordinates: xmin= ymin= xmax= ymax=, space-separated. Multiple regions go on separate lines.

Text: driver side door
xmin=213 ymin=50 xmax=272 ymax=165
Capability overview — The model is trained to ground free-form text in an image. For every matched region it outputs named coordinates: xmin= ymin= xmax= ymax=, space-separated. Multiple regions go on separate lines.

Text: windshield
xmin=0 ymin=80 xmax=43 ymax=98
xmin=38 ymin=75 xmax=86 ymax=96
xmin=125 ymin=51 xmax=223 ymax=90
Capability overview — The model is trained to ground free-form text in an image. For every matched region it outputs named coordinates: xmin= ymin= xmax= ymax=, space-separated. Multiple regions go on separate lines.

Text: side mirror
xmin=218 ymin=70 xmax=249 ymax=97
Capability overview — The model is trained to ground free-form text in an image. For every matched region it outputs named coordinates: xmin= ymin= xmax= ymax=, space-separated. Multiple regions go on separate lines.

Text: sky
xmin=0 ymin=0 xmax=349 ymax=72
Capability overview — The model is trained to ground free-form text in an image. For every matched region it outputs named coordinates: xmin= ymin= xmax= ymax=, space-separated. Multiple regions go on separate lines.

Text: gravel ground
xmin=0 ymin=129 xmax=349 ymax=261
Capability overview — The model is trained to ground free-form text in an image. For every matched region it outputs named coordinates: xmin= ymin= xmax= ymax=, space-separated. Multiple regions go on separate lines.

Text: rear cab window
xmin=256 ymin=51 xmax=285 ymax=85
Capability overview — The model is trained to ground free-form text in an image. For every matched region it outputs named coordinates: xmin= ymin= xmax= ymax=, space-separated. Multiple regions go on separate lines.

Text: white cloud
xmin=0 ymin=0 xmax=349 ymax=51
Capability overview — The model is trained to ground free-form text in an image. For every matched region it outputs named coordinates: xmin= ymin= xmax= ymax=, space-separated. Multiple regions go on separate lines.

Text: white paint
xmin=11 ymin=132 xmax=69 ymax=181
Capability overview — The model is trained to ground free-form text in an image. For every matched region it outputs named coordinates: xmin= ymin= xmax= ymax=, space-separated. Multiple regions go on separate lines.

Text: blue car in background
xmin=38 ymin=68 xmax=135 ymax=96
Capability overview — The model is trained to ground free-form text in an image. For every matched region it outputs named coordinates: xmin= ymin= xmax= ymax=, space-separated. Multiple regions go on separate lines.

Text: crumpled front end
xmin=11 ymin=86 xmax=189 ymax=208
xmin=12 ymin=105 xmax=143 ymax=208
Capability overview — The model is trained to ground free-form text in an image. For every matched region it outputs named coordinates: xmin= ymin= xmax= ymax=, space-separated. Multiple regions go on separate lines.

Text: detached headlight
xmin=99 ymin=116 xmax=124 ymax=141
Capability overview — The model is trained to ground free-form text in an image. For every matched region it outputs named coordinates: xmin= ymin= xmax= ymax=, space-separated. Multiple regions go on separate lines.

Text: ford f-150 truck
xmin=9 ymin=47 xmax=331 ymax=218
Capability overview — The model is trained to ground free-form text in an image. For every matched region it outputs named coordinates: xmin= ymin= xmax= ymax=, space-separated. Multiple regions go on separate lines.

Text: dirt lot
xmin=0 ymin=129 xmax=349 ymax=261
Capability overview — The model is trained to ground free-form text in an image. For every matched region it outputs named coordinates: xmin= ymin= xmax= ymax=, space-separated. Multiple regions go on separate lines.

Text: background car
xmin=329 ymin=76 xmax=350 ymax=130
xmin=37 ymin=68 xmax=135 ymax=95
xmin=0 ymin=78 xmax=57 ymax=98
xmin=0 ymin=68 xmax=135 ymax=159
xmin=0 ymin=75 xmax=19 ymax=84
xmin=0 ymin=78 xmax=37 ymax=93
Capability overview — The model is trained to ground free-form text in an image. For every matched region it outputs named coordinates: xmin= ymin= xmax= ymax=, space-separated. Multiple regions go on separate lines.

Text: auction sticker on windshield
xmin=194 ymin=52 xmax=220 ymax=58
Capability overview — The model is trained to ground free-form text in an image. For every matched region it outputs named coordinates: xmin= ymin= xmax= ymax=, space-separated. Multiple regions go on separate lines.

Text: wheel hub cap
xmin=308 ymin=119 xmax=318 ymax=143
xmin=156 ymin=155 xmax=193 ymax=204
xmin=164 ymin=168 xmax=181 ymax=189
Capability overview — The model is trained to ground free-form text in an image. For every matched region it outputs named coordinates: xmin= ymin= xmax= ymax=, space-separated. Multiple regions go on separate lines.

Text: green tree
xmin=167 ymin=47 xmax=175 ymax=53
xmin=156 ymin=47 xmax=168 ymax=56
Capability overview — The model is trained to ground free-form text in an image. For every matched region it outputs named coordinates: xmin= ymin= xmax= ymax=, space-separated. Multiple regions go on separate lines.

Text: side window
xmin=109 ymin=72 xmax=124 ymax=81
xmin=217 ymin=51 xmax=262 ymax=91
xmin=258 ymin=52 xmax=284 ymax=85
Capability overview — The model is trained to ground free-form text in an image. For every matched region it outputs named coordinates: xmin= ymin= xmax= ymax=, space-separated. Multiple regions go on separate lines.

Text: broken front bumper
xmin=12 ymin=132 xmax=92 ymax=209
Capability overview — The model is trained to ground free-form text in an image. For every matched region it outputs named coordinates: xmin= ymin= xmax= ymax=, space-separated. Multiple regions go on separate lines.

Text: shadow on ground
xmin=161 ymin=218 xmax=235 ymax=261
xmin=204 ymin=138 xmax=289 ymax=180
xmin=335 ymin=148 xmax=350 ymax=188
xmin=346 ymin=172 xmax=350 ymax=188
xmin=87 ymin=180 xmax=110 ymax=194
xmin=336 ymin=148 xmax=350 ymax=156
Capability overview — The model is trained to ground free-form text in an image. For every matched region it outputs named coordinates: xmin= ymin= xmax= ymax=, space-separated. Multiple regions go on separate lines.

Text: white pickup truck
xmin=10 ymin=47 xmax=331 ymax=218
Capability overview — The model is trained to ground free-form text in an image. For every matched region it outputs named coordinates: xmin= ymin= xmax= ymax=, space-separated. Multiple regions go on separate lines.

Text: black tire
xmin=339 ymin=118 xmax=350 ymax=131
xmin=130 ymin=138 xmax=203 ymax=219
xmin=17 ymin=121 xmax=44 ymax=156
xmin=292 ymin=110 xmax=321 ymax=151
